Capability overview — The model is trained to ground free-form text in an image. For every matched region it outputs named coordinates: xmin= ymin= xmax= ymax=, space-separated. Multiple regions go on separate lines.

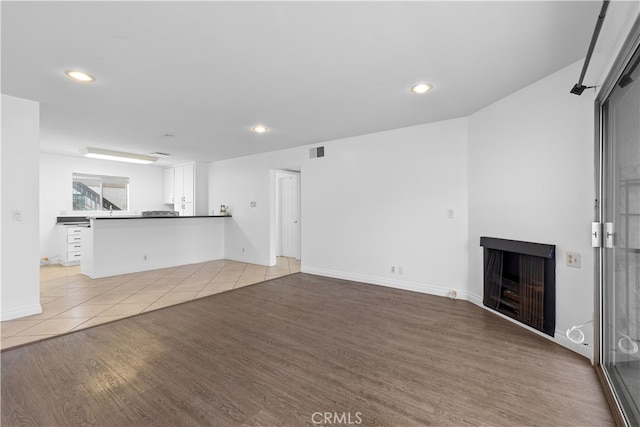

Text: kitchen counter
xmin=81 ymin=215 xmax=229 ymax=278
xmin=56 ymin=216 xmax=90 ymax=225
xmin=90 ymin=215 xmax=230 ymax=220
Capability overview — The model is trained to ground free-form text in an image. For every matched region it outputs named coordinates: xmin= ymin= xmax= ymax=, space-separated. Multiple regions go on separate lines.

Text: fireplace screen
xmin=481 ymin=237 xmax=556 ymax=336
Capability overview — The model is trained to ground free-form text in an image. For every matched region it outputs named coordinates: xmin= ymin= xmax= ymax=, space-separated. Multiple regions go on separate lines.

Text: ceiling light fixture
xmin=410 ymin=83 xmax=432 ymax=94
xmin=252 ymin=125 xmax=269 ymax=134
xmin=65 ymin=70 xmax=95 ymax=83
xmin=80 ymin=148 xmax=158 ymax=164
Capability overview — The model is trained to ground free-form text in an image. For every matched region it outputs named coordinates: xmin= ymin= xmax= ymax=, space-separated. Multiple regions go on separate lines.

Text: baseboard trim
xmin=555 ymin=328 xmax=594 ymax=361
xmin=302 ymin=266 xmax=463 ymax=299
xmin=224 ymin=256 xmax=272 ymax=267
xmin=468 ymin=299 xmax=593 ymax=362
xmin=301 ymin=266 xmax=593 ymax=361
xmin=1 ymin=304 xmax=43 ymax=321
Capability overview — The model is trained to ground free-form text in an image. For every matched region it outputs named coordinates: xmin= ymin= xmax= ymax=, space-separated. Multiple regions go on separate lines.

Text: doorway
xmin=275 ymin=170 xmax=301 ymax=260
xmin=598 ymin=37 xmax=640 ymax=426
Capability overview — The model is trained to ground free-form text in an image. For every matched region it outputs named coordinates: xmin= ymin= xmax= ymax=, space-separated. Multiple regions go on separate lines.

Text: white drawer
xmin=67 ymin=234 xmax=82 ymax=244
xmin=68 ymin=251 xmax=82 ymax=261
xmin=67 ymin=227 xmax=82 ymax=236
xmin=68 ymin=243 xmax=82 ymax=252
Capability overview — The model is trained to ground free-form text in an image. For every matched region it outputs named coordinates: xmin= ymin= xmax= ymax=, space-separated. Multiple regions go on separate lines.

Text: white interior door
xmin=280 ymin=174 xmax=299 ymax=259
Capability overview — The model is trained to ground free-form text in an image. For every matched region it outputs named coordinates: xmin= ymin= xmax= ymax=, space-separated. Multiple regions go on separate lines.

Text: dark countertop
xmin=56 ymin=216 xmax=90 ymax=225
xmin=90 ymin=215 xmax=231 ymax=220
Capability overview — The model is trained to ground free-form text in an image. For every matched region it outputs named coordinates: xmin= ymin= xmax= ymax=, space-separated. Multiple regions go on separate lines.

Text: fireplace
xmin=480 ymin=237 xmax=556 ymax=336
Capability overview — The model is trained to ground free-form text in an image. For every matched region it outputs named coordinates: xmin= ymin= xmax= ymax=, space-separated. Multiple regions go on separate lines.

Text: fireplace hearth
xmin=480 ymin=237 xmax=556 ymax=336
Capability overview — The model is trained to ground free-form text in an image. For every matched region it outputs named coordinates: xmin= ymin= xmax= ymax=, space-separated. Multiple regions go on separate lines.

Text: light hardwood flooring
xmin=1 ymin=273 xmax=613 ymax=426
xmin=0 ymin=257 xmax=300 ymax=350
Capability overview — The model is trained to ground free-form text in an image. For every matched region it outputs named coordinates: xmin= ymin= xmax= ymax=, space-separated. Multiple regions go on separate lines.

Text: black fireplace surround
xmin=480 ymin=237 xmax=556 ymax=336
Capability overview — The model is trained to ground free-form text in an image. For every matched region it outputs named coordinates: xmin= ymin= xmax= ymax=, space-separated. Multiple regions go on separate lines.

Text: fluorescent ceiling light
xmin=410 ymin=83 xmax=432 ymax=94
xmin=65 ymin=70 xmax=95 ymax=82
xmin=80 ymin=148 xmax=158 ymax=164
xmin=252 ymin=125 xmax=269 ymax=134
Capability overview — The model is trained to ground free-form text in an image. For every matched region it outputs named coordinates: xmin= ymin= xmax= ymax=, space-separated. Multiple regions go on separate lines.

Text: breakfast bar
xmin=81 ymin=215 xmax=229 ymax=279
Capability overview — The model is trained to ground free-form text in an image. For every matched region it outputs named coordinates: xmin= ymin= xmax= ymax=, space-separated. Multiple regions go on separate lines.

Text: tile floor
xmin=1 ymin=257 xmax=301 ymax=350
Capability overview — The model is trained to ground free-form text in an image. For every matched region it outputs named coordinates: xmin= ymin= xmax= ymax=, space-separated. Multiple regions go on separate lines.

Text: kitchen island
xmin=81 ymin=215 xmax=230 ymax=279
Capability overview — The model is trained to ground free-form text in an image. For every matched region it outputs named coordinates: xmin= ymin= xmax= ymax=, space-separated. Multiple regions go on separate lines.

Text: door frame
xmin=594 ymin=14 xmax=640 ymax=427
xmin=270 ymin=168 xmax=301 ymax=265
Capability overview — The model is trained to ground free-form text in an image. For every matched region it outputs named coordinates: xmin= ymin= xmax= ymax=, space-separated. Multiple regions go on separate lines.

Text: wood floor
xmin=1 ymin=273 xmax=613 ymax=426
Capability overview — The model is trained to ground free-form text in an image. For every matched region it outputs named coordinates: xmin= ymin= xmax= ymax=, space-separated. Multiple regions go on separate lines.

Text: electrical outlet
xmin=12 ymin=210 xmax=22 ymax=221
xmin=447 ymin=208 xmax=454 ymax=219
xmin=390 ymin=265 xmax=396 ymax=273
xmin=567 ymin=251 xmax=581 ymax=268
xmin=143 ymin=254 xmax=148 ymax=261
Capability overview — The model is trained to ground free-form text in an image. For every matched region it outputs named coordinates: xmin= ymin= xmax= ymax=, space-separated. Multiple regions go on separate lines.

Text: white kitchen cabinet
xmin=174 ymin=163 xmax=194 ymax=203
xmin=163 ymin=162 xmax=208 ymax=215
xmin=163 ymin=167 xmax=175 ymax=204
xmin=176 ymin=202 xmax=194 ymax=216
xmin=58 ymin=225 xmax=83 ymax=265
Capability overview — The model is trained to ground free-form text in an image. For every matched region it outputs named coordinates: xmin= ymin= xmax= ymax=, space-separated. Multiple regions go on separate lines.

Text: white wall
xmin=209 ymin=147 xmax=303 ymax=266
xmin=210 ymin=118 xmax=470 ymax=297
xmin=40 ymin=153 xmax=167 ymax=262
xmin=1 ymin=95 xmax=42 ymax=320
xmin=468 ymin=60 xmax=596 ymax=358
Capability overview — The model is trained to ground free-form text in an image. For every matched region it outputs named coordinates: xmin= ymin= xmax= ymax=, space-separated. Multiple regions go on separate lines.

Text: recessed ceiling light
xmin=65 ymin=70 xmax=95 ymax=83
xmin=410 ymin=83 xmax=432 ymax=94
xmin=252 ymin=125 xmax=269 ymax=134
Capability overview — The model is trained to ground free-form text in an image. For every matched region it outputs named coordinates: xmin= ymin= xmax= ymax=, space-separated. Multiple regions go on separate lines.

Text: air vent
xmin=309 ymin=146 xmax=325 ymax=159
xmin=151 ymin=152 xmax=171 ymax=157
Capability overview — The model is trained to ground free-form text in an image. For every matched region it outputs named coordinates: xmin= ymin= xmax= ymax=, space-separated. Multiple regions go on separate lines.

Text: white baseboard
xmin=470 ymin=301 xmax=594 ymax=361
xmin=301 ymin=266 xmax=593 ymax=361
xmin=224 ymin=256 xmax=272 ymax=267
xmin=1 ymin=304 xmax=43 ymax=321
xmin=301 ymin=266 xmax=461 ymax=299
xmin=57 ymin=260 xmax=80 ymax=267
xmin=554 ymin=328 xmax=594 ymax=361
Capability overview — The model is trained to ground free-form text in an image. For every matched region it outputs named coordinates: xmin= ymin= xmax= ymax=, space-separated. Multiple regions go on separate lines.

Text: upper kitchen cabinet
xmin=163 ymin=162 xmax=208 ymax=216
xmin=175 ymin=163 xmax=194 ymax=204
xmin=163 ymin=167 xmax=175 ymax=204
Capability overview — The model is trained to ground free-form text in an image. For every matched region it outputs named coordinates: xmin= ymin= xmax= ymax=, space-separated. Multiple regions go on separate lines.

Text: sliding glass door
xmin=601 ymin=41 xmax=640 ymax=427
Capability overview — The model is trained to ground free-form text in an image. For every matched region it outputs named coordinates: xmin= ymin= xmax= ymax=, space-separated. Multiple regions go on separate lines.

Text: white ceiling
xmin=2 ymin=1 xmax=600 ymax=165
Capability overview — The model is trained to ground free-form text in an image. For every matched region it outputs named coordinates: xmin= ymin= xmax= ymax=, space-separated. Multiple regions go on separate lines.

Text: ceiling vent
xmin=309 ymin=146 xmax=325 ymax=159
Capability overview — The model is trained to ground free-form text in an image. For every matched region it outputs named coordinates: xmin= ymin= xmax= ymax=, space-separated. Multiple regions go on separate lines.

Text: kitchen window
xmin=72 ymin=173 xmax=129 ymax=212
